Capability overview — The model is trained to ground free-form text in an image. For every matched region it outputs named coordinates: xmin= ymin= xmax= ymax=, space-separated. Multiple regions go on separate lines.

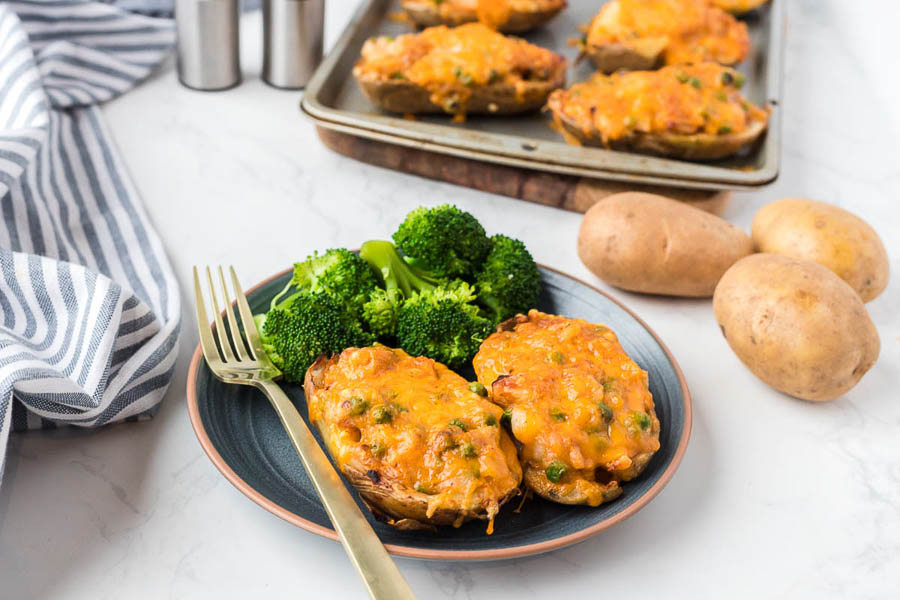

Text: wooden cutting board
xmin=317 ymin=127 xmax=730 ymax=215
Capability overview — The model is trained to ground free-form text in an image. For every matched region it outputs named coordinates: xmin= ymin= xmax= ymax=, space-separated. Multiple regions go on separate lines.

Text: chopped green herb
xmin=449 ymin=418 xmax=468 ymax=432
xmin=469 ymin=382 xmax=488 ymax=397
xmin=389 ymin=72 xmax=405 ymax=80
xmin=598 ymin=402 xmax=614 ymax=423
xmin=415 ymin=483 xmax=433 ymax=494
xmin=545 ymin=461 xmax=568 ymax=483
xmin=602 ymin=380 xmax=616 ymax=394
xmin=549 ymin=408 xmax=567 ymax=422
xmin=461 ymin=442 xmax=477 ymax=458
xmin=453 ymin=67 xmax=474 ymax=86
xmin=550 ymin=351 xmax=565 ymax=364
xmin=500 ymin=408 xmax=513 ymax=426
xmin=372 ymin=405 xmax=393 ymax=424
xmin=717 ymin=125 xmax=733 ymax=135
xmin=630 ymin=410 xmax=651 ymax=431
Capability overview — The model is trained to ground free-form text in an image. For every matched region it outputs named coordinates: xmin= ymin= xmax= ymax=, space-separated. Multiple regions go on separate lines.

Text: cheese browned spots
xmin=585 ymin=0 xmax=749 ymax=67
xmin=549 ymin=62 xmax=769 ymax=145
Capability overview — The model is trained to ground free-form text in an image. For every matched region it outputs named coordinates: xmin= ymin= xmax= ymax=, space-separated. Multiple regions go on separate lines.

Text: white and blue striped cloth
xmin=0 ymin=1 xmax=180 ymax=480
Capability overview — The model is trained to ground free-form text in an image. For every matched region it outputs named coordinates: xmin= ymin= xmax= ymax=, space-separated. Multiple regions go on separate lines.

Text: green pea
xmin=484 ymin=414 xmax=498 ymax=427
xmin=689 ymin=77 xmax=702 ymax=89
xmin=372 ymin=406 xmax=393 ymax=424
xmin=676 ymin=70 xmax=689 ymax=83
xmin=449 ymin=418 xmax=468 ymax=432
xmin=602 ymin=379 xmax=616 ymax=393
xmin=349 ymin=397 xmax=368 ymax=416
xmin=389 ymin=72 xmax=404 ymax=80
xmin=734 ymin=73 xmax=746 ymax=89
xmin=461 ymin=442 xmax=477 ymax=458
xmin=721 ymin=71 xmax=734 ymax=86
xmin=598 ymin=402 xmax=614 ymax=423
xmin=715 ymin=90 xmax=728 ymax=102
xmin=717 ymin=125 xmax=733 ymax=135
xmin=370 ymin=442 xmax=386 ymax=459
xmin=545 ymin=461 xmax=568 ymax=483
xmin=469 ymin=382 xmax=488 ymax=397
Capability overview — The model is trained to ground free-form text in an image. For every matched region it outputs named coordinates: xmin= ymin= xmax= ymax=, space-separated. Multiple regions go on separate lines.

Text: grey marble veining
xmin=0 ymin=2 xmax=898 ymax=598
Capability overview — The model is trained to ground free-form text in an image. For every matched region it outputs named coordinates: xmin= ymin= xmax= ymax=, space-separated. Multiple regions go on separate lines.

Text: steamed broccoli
xmin=361 ymin=287 xmax=403 ymax=339
xmin=392 ymin=205 xmax=492 ymax=279
xmin=271 ymin=248 xmax=378 ymax=319
xmin=395 ymin=282 xmax=493 ymax=370
xmin=474 ymin=234 xmax=542 ymax=325
xmin=256 ymin=291 xmax=374 ymax=383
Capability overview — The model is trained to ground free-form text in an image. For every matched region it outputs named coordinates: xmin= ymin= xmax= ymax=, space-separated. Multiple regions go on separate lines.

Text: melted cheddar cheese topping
xmin=473 ymin=311 xmax=660 ymax=505
xmin=355 ymin=23 xmax=564 ymax=116
xmin=551 ymin=62 xmax=768 ymax=143
xmin=308 ymin=345 xmax=521 ymax=526
xmin=710 ymin=0 xmax=769 ymax=13
xmin=417 ymin=0 xmax=565 ymax=30
xmin=585 ymin=0 xmax=749 ymax=67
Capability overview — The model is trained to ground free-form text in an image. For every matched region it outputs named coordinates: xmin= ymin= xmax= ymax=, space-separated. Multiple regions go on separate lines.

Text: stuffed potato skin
xmin=473 ymin=311 xmax=660 ymax=507
xmin=547 ymin=63 xmax=769 ymax=160
xmin=580 ymin=0 xmax=750 ymax=73
xmin=353 ymin=23 xmax=566 ymax=119
xmin=402 ymin=0 xmax=567 ymax=34
xmin=304 ymin=345 xmax=522 ymax=531
xmin=711 ymin=0 xmax=770 ymax=15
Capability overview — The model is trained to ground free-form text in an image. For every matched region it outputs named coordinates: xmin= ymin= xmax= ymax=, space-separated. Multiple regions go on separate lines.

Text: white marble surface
xmin=2 ymin=1 xmax=899 ymax=598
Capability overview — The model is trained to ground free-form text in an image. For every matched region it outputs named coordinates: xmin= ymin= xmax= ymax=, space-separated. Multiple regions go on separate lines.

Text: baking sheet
xmin=302 ymin=0 xmax=784 ymax=190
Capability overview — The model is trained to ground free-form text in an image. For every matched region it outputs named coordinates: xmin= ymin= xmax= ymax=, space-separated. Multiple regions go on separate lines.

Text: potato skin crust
xmin=402 ymin=0 xmax=567 ymax=33
xmin=751 ymin=198 xmax=890 ymax=303
xmin=355 ymin=72 xmax=563 ymax=116
xmin=713 ymin=254 xmax=881 ymax=402
xmin=305 ymin=347 xmax=522 ymax=530
xmin=578 ymin=192 xmax=754 ymax=297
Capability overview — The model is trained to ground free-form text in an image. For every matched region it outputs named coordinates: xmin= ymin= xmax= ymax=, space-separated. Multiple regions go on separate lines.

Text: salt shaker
xmin=262 ymin=0 xmax=325 ymax=89
xmin=175 ymin=0 xmax=241 ymax=91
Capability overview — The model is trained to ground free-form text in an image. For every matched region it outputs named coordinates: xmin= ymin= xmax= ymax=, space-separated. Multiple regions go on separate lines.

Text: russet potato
xmin=713 ymin=254 xmax=880 ymax=402
xmin=577 ymin=192 xmax=753 ymax=297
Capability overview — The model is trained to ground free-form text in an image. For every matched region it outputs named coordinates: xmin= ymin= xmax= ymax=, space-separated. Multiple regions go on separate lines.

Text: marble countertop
xmin=1 ymin=2 xmax=898 ymax=598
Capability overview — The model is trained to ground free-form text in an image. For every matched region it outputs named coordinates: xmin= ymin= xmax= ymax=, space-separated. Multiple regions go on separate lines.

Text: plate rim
xmin=186 ymin=264 xmax=693 ymax=561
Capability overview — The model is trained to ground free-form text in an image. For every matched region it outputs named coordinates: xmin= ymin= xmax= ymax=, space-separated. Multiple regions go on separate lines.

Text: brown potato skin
xmin=751 ymin=198 xmax=889 ymax=303
xmin=355 ymin=71 xmax=564 ymax=116
xmin=583 ymin=39 xmax=667 ymax=74
xmin=578 ymin=192 xmax=753 ymax=297
xmin=713 ymin=254 xmax=881 ymax=402
xmin=402 ymin=0 xmax=566 ymax=33
xmin=548 ymin=94 xmax=767 ymax=160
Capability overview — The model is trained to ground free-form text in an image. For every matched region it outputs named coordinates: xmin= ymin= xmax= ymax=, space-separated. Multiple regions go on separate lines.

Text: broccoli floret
xmin=395 ymin=282 xmax=493 ymax=370
xmin=271 ymin=249 xmax=378 ymax=319
xmin=474 ymin=234 xmax=542 ymax=325
xmin=392 ymin=205 xmax=491 ymax=279
xmin=257 ymin=291 xmax=374 ymax=382
xmin=362 ymin=287 xmax=403 ymax=339
xmin=359 ymin=239 xmax=443 ymax=296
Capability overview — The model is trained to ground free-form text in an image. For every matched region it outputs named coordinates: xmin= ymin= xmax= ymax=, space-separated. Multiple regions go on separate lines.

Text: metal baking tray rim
xmin=303 ymin=0 xmax=784 ymax=190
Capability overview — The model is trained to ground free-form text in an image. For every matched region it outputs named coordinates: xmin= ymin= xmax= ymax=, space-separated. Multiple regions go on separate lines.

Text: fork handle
xmin=258 ymin=381 xmax=417 ymax=600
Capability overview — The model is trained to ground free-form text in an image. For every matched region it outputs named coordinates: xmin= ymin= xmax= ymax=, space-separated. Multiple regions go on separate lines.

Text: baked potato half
xmin=473 ymin=311 xmax=661 ymax=507
xmin=402 ymin=0 xmax=567 ymax=34
xmin=711 ymin=0 xmax=770 ymax=15
xmin=353 ymin=23 xmax=566 ymax=119
xmin=304 ymin=345 xmax=522 ymax=531
xmin=547 ymin=63 xmax=769 ymax=160
xmin=579 ymin=0 xmax=750 ymax=73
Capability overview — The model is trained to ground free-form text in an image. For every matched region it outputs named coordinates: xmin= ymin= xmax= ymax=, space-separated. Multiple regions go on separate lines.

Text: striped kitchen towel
xmin=0 ymin=1 xmax=180 ymax=480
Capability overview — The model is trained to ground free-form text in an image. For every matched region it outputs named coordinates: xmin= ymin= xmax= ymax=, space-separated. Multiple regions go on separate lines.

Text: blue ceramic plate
xmin=187 ymin=265 xmax=691 ymax=561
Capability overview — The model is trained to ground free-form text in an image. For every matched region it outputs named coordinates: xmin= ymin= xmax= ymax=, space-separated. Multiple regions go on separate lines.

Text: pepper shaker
xmin=262 ymin=0 xmax=325 ymax=89
xmin=175 ymin=0 xmax=241 ymax=91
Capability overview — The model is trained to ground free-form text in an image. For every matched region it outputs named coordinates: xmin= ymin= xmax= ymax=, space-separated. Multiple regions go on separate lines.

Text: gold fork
xmin=193 ymin=266 xmax=416 ymax=600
